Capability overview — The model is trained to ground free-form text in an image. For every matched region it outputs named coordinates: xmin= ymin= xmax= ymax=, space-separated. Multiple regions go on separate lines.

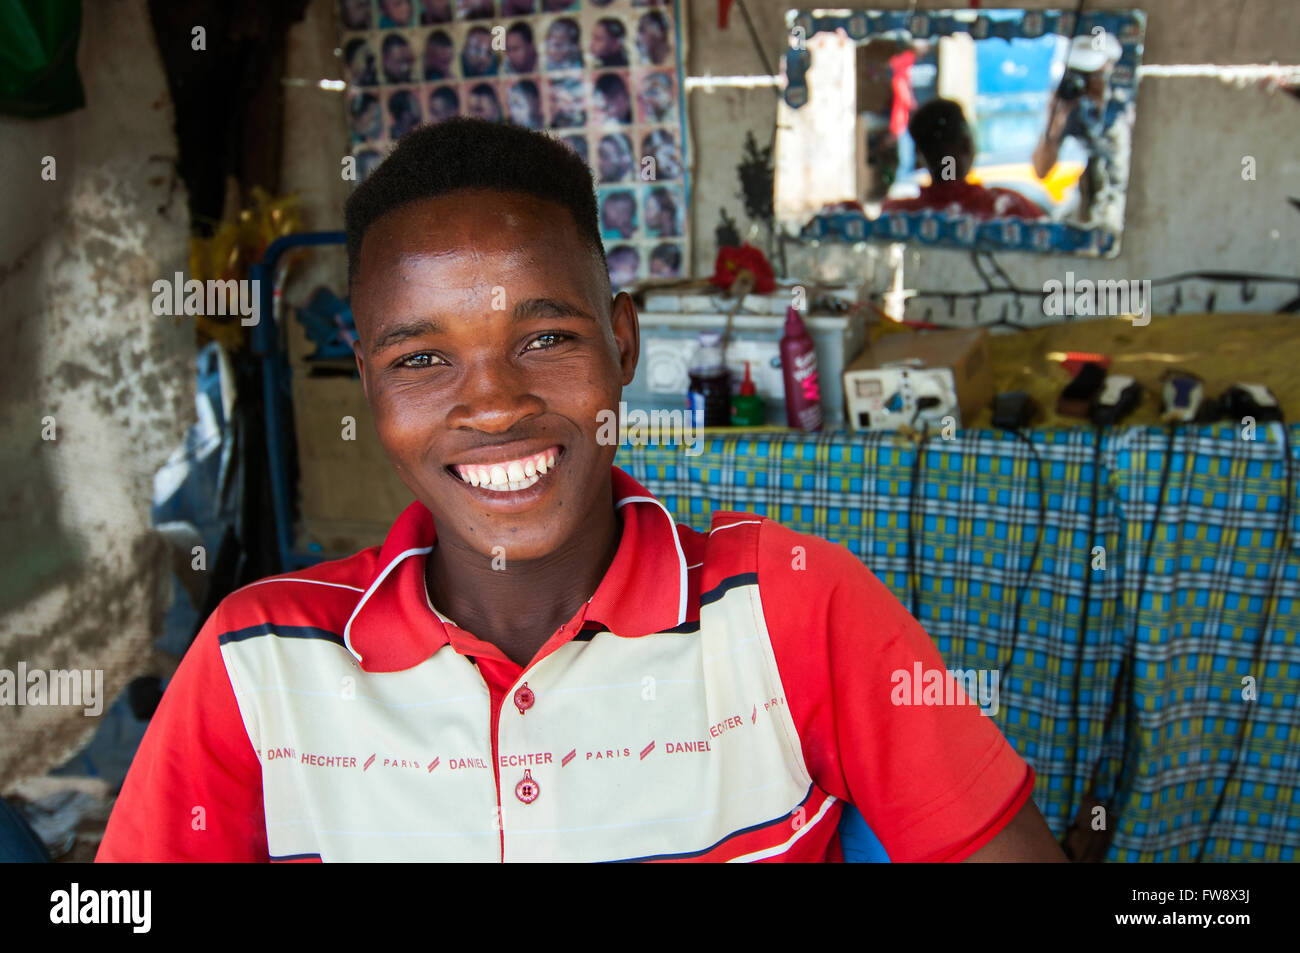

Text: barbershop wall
xmin=0 ymin=0 xmax=193 ymax=787
xmin=279 ymin=0 xmax=1298 ymax=320
xmin=682 ymin=0 xmax=1300 ymax=319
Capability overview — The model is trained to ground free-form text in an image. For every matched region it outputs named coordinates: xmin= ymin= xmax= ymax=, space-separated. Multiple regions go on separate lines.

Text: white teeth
xmin=453 ymin=449 xmax=559 ymax=492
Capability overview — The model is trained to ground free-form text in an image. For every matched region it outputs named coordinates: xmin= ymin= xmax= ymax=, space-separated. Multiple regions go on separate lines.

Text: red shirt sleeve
xmin=96 ymin=603 xmax=268 ymax=862
xmin=757 ymin=521 xmax=1034 ymax=862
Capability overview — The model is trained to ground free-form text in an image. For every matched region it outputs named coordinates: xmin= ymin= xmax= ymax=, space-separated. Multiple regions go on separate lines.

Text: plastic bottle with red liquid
xmin=687 ymin=330 xmax=732 ymax=428
xmin=780 ymin=306 xmax=823 ymax=431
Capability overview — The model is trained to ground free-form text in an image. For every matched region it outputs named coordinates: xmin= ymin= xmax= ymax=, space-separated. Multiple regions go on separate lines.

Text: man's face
xmin=598 ymin=138 xmax=626 ymax=180
xmin=468 ymin=90 xmax=500 ymax=120
xmin=644 ymin=193 xmax=662 ymax=229
xmin=605 ymin=196 xmax=633 ymax=233
xmin=342 ymin=0 xmax=370 ymax=28
xmin=639 ymin=19 xmax=665 ymax=59
xmin=349 ymin=45 xmax=375 ymax=85
xmin=429 ymin=93 xmax=457 ymax=121
xmin=590 ymin=23 xmax=615 ymax=58
xmin=506 ymin=32 xmax=536 ymax=72
xmin=640 ymin=76 xmax=670 ymax=117
xmin=353 ymin=100 xmax=380 ymax=137
xmin=384 ymin=42 xmax=414 ymax=82
xmin=509 ymin=87 xmax=535 ymax=126
xmin=465 ymin=32 xmax=492 ymax=72
xmin=381 ymin=0 xmax=412 ymax=23
xmin=352 ymin=191 xmax=638 ymax=561
xmin=547 ymin=24 xmax=576 ymax=64
xmin=425 ymin=41 xmax=451 ymax=75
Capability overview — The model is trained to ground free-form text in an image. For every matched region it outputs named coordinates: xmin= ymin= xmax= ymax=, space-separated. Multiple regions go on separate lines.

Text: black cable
xmin=1074 ymin=424 xmax=1177 ymax=852
xmin=1195 ymin=422 xmax=1293 ymax=861
xmin=998 ymin=428 xmax=1047 ymax=685
xmin=908 ymin=429 xmax=929 ymax=620
xmin=1060 ymin=425 xmax=1105 ymax=844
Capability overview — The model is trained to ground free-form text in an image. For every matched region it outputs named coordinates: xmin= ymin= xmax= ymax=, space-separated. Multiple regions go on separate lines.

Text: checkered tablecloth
xmin=616 ymin=423 xmax=1300 ymax=862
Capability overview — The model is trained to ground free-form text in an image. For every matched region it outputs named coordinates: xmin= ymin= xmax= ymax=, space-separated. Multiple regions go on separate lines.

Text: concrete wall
xmin=0 ymin=0 xmax=193 ymax=788
xmin=683 ymin=0 xmax=1300 ymax=320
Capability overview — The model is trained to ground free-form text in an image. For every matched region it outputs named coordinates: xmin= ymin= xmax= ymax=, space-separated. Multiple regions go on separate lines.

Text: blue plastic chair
xmin=838 ymin=804 xmax=890 ymax=862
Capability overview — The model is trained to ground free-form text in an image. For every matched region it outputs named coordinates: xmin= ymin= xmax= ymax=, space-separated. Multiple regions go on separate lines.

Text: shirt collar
xmin=344 ymin=466 xmax=688 ymax=672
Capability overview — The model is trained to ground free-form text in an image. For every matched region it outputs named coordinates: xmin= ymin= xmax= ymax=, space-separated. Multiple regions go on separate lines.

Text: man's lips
xmin=447 ymin=445 xmax=562 ymax=493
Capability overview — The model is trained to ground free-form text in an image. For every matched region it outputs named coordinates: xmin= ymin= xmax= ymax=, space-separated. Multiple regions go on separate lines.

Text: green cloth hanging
xmin=0 ymin=0 xmax=84 ymax=118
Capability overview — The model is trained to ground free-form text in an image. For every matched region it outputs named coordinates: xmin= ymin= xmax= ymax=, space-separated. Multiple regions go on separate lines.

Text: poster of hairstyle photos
xmin=340 ymin=0 xmax=690 ymax=289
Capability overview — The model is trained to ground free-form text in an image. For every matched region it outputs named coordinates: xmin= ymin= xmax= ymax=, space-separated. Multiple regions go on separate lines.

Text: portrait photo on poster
xmin=339 ymin=0 xmax=691 ymax=289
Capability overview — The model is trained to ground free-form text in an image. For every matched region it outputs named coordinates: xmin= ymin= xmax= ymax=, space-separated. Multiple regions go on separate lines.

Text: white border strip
xmin=727 ymin=795 xmax=839 ymax=863
xmin=343 ymin=545 xmax=433 ymax=662
xmin=617 ymin=495 xmax=689 ymax=625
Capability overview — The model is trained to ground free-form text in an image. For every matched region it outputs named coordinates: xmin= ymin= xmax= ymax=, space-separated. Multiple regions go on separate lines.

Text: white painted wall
xmin=0 ymin=0 xmax=193 ymax=788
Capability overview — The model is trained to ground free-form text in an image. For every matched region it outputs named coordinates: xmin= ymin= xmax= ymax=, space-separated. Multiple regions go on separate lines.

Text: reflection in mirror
xmin=775 ymin=9 xmax=1146 ymax=257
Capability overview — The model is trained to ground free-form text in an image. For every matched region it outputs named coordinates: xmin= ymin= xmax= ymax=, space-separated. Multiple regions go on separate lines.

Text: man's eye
xmin=397 ymin=352 xmax=444 ymax=368
xmin=524 ymin=332 xmax=572 ymax=351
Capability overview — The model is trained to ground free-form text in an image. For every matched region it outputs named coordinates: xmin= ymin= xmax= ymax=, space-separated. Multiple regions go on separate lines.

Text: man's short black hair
xmin=345 ymin=117 xmax=606 ymax=289
xmin=908 ymin=97 xmax=971 ymax=173
xmin=507 ymin=22 xmax=533 ymax=41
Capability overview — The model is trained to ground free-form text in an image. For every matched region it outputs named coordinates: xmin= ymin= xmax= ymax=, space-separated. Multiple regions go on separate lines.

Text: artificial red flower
xmin=709 ymin=243 xmax=776 ymax=294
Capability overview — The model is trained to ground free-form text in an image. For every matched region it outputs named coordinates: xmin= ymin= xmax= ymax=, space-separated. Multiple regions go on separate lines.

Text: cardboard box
xmin=843 ymin=327 xmax=993 ymax=431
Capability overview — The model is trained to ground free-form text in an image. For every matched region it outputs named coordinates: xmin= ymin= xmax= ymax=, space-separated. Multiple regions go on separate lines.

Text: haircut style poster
xmin=340 ymin=0 xmax=690 ymax=289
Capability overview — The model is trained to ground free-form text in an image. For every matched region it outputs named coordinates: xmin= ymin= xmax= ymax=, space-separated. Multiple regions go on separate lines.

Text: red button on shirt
xmin=514 ymin=682 xmax=534 ymax=714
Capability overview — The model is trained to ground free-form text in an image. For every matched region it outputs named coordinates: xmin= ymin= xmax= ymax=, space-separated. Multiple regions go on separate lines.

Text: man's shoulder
xmin=209 ymin=546 xmax=383 ymax=637
xmin=698 ymin=512 xmax=870 ymax=596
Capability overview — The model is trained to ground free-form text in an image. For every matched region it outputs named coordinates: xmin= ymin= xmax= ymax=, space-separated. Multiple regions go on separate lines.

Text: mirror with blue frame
xmin=774 ymin=8 xmax=1146 ymax=257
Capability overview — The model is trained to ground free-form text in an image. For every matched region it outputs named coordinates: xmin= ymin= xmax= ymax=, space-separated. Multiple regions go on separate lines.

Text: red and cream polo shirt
xmin=97 ymin=467 xmax=1032 ymax=862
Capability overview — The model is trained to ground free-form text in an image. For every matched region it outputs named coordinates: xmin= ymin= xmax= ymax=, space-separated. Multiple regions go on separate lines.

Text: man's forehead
xmin=354 ymin=192 xmax=606 ymax=310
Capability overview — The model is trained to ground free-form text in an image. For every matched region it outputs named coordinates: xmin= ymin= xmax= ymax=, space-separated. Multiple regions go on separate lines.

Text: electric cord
xmin=1060 ymin=424 xmax=1105 ymax=846
xmin=1194 ymin=421 xmax=1293 ymax=861
xmin=1069 ymin=424 xmax=1178 ymax=857
xmin=997 ymin=427 xmax=1047 ymax=685
xmin=908 ymin=427 xmax=930 ymax=620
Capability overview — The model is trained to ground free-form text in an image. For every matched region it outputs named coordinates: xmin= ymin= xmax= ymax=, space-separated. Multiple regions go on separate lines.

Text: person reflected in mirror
xmin=882 ymin=98 xmax=1046 ymax=220
xmin=1032 ymin=32 xmax=1125 ymax=227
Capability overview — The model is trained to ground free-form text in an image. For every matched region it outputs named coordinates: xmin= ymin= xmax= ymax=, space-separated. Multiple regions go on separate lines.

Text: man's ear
xmin=611 ymin=291 xmax=640 ymax=387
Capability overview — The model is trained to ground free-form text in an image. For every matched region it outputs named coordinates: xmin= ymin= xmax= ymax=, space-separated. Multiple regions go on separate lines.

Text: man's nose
xmin=446 ymin=358 xmax=543 ymax=434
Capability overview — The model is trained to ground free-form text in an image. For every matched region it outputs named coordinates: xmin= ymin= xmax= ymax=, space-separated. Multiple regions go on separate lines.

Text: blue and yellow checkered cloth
xmin=617 ymin=423 xmax=1300 ymax=862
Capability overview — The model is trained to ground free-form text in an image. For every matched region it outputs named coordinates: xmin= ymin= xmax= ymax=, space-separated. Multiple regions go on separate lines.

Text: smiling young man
xmin=97 ymin=119 xmax=1064 ymax=863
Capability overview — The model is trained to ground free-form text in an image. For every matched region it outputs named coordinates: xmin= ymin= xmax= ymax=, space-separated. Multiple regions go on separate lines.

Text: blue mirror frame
xmin=781 ymin=8 xmax=1147 ymax=258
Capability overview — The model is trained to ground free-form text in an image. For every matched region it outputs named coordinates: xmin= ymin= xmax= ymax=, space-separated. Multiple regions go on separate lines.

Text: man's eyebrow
xmin=371 ymin=318 xmax=441 ymax=353
xmin=513 ymin=297 xmax=599 ymax=324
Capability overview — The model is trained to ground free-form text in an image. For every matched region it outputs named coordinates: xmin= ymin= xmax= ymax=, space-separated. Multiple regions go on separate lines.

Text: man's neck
xmin=424 ymin=494 xmax=623 ymax=669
